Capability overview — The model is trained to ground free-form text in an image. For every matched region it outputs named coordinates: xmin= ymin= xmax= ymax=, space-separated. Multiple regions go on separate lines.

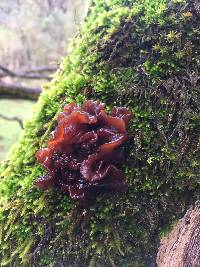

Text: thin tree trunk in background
xmin=157 ymin=201 xmax=200 ymax=267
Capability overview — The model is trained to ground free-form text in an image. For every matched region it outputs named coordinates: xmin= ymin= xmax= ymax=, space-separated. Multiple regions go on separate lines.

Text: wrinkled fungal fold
xmin=35 ymin=100 xmax=133 ymax=200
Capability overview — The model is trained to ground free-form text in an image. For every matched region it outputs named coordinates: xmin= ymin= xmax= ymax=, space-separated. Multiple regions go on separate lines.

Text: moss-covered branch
xmin=0 ymin=0 xmax=200 ymax=266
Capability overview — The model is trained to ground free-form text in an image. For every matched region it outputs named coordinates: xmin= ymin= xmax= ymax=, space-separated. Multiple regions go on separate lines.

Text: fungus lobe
xmin=35 ymin=100 xmax=133 ymax=201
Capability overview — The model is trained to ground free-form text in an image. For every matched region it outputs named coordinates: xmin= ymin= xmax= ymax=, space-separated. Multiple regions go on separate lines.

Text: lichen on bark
xmin=0 ymin=0 xmax=200 ymax=266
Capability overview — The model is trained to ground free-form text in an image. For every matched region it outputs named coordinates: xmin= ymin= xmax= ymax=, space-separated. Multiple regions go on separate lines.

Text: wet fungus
xmin=35 ymin=100 xmax=133 ymax=201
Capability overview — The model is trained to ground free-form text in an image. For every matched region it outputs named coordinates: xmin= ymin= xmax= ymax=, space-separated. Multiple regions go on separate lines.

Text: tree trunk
xmin=157 ymin=201 xmax=200 ymax=267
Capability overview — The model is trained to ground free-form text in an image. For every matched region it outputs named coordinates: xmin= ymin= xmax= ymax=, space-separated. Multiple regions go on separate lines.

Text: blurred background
xmin=0 ymin=0 xmax=89 ymax=162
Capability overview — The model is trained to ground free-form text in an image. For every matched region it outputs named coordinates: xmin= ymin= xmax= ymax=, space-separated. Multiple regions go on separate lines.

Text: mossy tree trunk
xmin=0 ymin=0 xmax=199 ymax=266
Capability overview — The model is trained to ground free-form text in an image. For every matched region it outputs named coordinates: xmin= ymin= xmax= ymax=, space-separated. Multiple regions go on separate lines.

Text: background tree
xmin=0 ymin=0 xmax=89 ymax=69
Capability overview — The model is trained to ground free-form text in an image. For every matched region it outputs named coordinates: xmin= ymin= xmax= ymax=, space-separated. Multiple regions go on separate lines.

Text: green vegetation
xmin=0 ymin=99 xmax=34 ymax=162
xmin=0 ymin=0 xmax=199 ymax=266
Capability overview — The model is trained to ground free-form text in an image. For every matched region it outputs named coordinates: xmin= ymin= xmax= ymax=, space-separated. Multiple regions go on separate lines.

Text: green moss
xmin=0 ymin=0 xmax=200 ymax=266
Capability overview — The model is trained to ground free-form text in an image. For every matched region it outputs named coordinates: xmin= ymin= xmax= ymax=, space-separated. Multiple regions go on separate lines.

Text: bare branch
xmin=0 ymin=64 xmax=55 ymax=80
xmin=0 ymin=81 xmax=41 ymax=100
xmin=0 ymin=114 xmax=23 ymax=129
xmin=24 ymin=65 xmax=57 ymax=73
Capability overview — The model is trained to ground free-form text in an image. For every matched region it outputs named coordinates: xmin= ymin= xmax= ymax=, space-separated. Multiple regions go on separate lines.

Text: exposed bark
xmin=157 ymin=201 xmax=200 ymax=267
xmin=0 ymin=81 xmax=41 ymax=100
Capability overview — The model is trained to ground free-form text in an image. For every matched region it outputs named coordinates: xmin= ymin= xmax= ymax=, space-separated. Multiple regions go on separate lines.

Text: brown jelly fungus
xmin=34 ymin=100 xmax=133 ymax=201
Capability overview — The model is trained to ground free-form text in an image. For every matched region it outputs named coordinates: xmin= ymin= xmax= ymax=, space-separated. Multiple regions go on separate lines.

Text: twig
xmin=0 ymin=114 xmax=23 ymax=128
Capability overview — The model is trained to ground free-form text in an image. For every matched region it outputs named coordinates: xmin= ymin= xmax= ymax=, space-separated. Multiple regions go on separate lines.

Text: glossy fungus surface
xmin=35 ymin=100 xmax=133 ymax=200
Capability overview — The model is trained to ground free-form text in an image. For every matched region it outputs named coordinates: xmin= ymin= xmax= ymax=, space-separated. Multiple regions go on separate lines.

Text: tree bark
xmin=157 ymin=201 xmax=200 ymax=267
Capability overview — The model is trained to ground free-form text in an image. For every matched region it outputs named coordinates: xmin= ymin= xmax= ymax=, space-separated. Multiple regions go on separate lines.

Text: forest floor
xmin=0 ymin=99 xmax=34 ymax=162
